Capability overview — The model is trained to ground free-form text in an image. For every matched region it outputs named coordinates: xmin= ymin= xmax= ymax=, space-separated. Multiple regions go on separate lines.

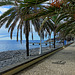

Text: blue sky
xmin=0 ymin=5 xmax=54 ymax=40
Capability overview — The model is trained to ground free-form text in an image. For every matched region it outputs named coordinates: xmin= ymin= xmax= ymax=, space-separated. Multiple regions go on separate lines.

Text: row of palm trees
xmin=39 ymin=0 xmax=75 ymax=46
xmin=0 ymin=0 xmax=52 ymax=56
xmin=0 ymin=0 xmax=75 ymax=56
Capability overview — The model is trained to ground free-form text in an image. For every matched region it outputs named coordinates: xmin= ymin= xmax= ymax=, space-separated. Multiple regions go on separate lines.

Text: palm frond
xmin=0 ymin=17 xmax=8 ymax=28
xmin=56 ymin=14 xmax=72 ymax=24
xmin=56 ymin=19 xmax=75 ymax=32
xmin=9 ymin=16 xmax=19 ymax=39
xmin=0 ymin=1 xmax=14 ymax=6
xmin=39 ymin=17 xmax=48 ymax=34
xmin=64 ymin=27 xmax=73 ymax=36
xmin=32 ymin=19 xmax=40 ymax=32
xmin=45 ymin=26 xmax=51 ymax=36
xmin=20 ymin=25 xmax=22 ymax=43
xmin=17 ymin=19 xmax=23 ymax=41
xmin=24 ymin=7 xmax=58 ymax=21
xmin=17 ymin=25 xmax=20 ymax=41
xmin=47 ymin=19 xmax=55 ymax=30
xmin=70 ymin=29 xmax=75 ymax=35
xmin=5 ymin=11 xmax=16 ymax=28
xmin=0 ymin=7 xmax=15 ymax=20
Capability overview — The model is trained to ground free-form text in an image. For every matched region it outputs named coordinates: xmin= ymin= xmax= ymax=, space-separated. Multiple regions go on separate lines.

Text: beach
xmin=0 ymin=43 xmax=63 ymax=69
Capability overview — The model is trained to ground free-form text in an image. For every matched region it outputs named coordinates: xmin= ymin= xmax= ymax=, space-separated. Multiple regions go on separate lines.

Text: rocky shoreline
xmin=0 ymin=44 xmax=63 ymax=69
xmin=0 ymin=47 xmax=50 ymax=69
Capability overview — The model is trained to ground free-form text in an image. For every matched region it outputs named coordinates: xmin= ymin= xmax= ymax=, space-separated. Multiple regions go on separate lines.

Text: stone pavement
xmin=17 ymin=42 xmax=75 ymax=75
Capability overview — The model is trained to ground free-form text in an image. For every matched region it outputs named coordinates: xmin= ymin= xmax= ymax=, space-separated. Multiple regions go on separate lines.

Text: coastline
xmin=0 ymin=43 xmax=63 ymax=69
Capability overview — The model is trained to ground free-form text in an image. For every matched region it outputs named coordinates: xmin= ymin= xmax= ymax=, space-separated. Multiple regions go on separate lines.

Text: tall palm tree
xmin=0 ymin=0 xmax=55 ymax=56
xmin=39 ymin=0 xmax=75 ymax=47
xmin=39 ymin=15 xmax=60 ymax=48
xmin=0 ymin=0 xmax=44 ymax=56
xmin=1 ymin=0 xmax=74 ymax=55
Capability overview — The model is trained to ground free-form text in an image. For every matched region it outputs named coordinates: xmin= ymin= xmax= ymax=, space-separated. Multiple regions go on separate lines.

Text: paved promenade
xmin=17 ymin=43 xmax=75 ymax=75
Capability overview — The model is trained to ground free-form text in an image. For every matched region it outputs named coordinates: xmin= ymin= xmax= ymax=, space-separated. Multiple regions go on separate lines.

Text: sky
xmin=0 ymin=5 xmax=54 ymax=40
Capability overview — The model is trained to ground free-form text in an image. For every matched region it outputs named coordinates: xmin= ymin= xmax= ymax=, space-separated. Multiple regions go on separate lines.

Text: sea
xmin=0 ymin=40 xmax=51 ymax=52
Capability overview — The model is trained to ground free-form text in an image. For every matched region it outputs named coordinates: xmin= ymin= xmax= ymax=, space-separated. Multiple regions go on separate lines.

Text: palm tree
xmin=39 ymin=0 xmax=75 ymax=47
xmin=0 ymin=0 xmax=44 ymax=56
xmin=0 ymin=0 xmax=55 ymax=56
xmin=56 ymin=0 xmax=75 ymax=43
xmin=32 ymin=0 xmax=75 ymax=47
xmin=39 ymin=15 xmax=60 ymax=48
xmin=56 ymin=19 xmax=75 ymax=38
xmin=1 ymin=0 xmax=74 ymax=56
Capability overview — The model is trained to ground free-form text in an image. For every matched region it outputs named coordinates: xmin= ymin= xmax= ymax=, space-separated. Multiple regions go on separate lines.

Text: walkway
xmin=17 ymin=43 xmax=75 ymax=75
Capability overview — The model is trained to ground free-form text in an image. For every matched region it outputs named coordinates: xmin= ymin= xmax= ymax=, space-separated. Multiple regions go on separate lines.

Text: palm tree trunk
xmin=49 ymin=35 xmax=51 ymax=48
xmin=25 ymin=10 xmax=30 ymax=56
xmin=26 ymin=21 xmax=29 ymax=56
xmin=54 ymin=29 xmax=56 ymax=48
xmin=63 ymin=38 xmax=65 ymax=46
xmin=39 ymin=31 xmax=42 ymax=54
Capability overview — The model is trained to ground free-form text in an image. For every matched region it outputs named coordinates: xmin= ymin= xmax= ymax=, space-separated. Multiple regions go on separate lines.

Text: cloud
xmin=0 ymin=12 xmax=2 ymax=16
xmin=0 ymin=7 xmax=9 ymax=14
xmin=0 ymin=5 xmax=13 ymax=15
xmin=0 ymin=34 xmax=16 ymax=38
xmin=0 ymin=33 xmax=17 ymax=40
